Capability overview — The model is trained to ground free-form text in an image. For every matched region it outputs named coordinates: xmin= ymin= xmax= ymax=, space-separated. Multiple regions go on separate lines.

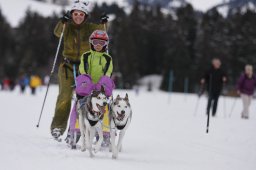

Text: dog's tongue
xmin=102 ymin=106 xmax=106 ymax=113
xmin=97 ymin=104 xmax=106 ymax=114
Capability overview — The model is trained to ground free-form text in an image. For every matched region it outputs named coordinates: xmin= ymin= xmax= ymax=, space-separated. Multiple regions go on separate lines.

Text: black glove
xmin=197 ymin=85 xmax=205 ymax=97
xmin=61 ymin=11 xmax=72 ymax=23
xmin=100 ymin=13 xmax=109 ymax=24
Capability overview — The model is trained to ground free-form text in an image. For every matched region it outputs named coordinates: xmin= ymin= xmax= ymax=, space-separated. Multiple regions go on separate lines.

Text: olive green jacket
xmin=54 ymin=21 xmax=104 ymax=62
xmin=79 ymin=50 xmax=113 ymax=83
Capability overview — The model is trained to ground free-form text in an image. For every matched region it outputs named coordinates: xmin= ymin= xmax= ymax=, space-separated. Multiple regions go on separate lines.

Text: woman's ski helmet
xmin=71 ymin=0 xmax=90 ymax=15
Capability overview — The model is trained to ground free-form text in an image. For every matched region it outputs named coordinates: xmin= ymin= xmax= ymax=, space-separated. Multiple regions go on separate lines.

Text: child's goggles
xmin=90 ymin=39 xmax=108 ymax=46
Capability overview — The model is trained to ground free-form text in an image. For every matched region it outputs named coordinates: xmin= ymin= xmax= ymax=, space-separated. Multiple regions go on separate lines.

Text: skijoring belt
xmin=63 ymin=57 xmax=80 ymax=65
xmin=62 ymin=58 xmax=80 ymax=80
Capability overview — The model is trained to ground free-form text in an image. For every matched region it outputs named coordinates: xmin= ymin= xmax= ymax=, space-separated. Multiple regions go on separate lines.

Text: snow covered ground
xmin=0 ymin=86 xmax=256 ymax=170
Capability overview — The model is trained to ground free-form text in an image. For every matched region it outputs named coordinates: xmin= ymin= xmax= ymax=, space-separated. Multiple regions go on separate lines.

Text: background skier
xmin=236 ymin=64 xmax=256 ymax=119
xmin=200 ymin=58 xmax=227 ymax=117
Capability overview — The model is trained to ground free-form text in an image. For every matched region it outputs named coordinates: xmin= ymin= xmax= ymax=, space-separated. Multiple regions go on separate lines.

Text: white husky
xmin=77 ymin=87 xmax=107 ymax=157
xmin=110 ymin=93 xmax=132 ymax=159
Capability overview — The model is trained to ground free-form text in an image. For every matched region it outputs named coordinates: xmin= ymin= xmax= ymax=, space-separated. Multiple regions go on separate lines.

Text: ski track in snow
xmin=0 ymin=86 xmax=256 ymax=170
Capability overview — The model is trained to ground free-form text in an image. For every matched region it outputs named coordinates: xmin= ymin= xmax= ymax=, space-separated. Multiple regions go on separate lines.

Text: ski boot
xmin=101 ymin=131 xmax=111 ymax=148
xmin=51 ymin=128 xmax=62 ymax=142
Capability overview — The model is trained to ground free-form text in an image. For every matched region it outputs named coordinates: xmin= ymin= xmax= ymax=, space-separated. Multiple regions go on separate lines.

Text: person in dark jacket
xmin=236 ymin=65 xmax=256 ymax=119
xmin=200 ymin=58 xmax=227 ymax=117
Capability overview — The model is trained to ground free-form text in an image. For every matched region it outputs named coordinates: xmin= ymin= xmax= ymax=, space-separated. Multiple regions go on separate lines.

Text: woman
xmin=236 ymin=65 xmax=256 ymax=119
xmin=51 ymin=1 xmax=108 ymax=139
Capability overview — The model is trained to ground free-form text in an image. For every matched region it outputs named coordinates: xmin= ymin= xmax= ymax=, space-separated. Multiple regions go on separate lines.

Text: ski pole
xmin=229 ymin=97 xmax=237 ymax=118
xmin=73 ymin=64 xmax=77 ymax=87
xmin=222 ymin=85 xmax=227 ymax=118
xmin=194 ymin=84 xmax=204 ymax=116
xmin=206 ymin=75 xmax=212 ymax=133
xmin=36 ymin=24 xmax=66 ymax=128
xmin=193 ymin=96 xmax=201 ymax=116
xmin=223 ymin=95 xmax=227 ymax=118
xmin=104 ymin=23 xmax=109 ymax=54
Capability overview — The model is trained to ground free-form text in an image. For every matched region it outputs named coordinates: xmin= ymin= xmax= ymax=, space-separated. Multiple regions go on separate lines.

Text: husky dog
xmin=77 ymin=86 xmax=107 ymax=157
xmin=110 ymin=93 xmax=132 ymax=159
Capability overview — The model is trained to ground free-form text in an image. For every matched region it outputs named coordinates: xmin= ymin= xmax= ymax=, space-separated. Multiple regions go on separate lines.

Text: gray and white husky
xmin=110 ymin=93 xmax=132 ymax=159
xmin=77 ymin=86 xmax=107 ymax=157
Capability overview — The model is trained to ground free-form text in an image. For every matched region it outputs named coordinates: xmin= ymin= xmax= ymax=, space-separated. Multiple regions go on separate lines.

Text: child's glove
xmin=95 ymin=76 xmax=115 ymax=97
xmin=197 ymin=85 xmax=205 ymax=98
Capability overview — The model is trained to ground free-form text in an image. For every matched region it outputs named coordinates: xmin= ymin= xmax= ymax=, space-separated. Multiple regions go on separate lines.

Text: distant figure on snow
xmin=30 ymin=75 xmax=42 ymax=95
xmin=236 ymin=64 xmax=256 ymax=119
xmin=200 ymin=58 xmax=227 ymax=117
xmin=18 ymin=74 xmax=29 ymax=93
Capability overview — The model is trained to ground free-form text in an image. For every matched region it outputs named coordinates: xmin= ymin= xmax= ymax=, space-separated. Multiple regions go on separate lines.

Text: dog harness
xmin=78 ymin=96 xmax=103 ymax=127
xmin=112 ymin=117 xmax=129 ymax=130
xmin=86 ymin=103 xmax=104 ymax=127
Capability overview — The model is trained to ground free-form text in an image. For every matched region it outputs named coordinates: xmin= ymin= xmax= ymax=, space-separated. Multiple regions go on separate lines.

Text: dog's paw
xmin=112 ymin=148 xmax=117 ymax=154
xmin=93 ymin=146 xmax=100 ymax=153
xmin=119 ymin=146 xmax=122 ymax=152
xmin=81 ymin=146 xmax=86 ymax=152
xmin=89 ymin=153 xmax=95 ymax=158
xmin=112 ymin=154 xmax=117 ymax=159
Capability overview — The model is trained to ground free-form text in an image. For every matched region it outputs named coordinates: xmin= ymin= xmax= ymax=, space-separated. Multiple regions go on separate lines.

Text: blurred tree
xmin=194 ymin=8 xmax=230 ymax=85
xmin=0 ymin=9 xmax=16 ymax=78
xmin=227 ymin=10 xmax=256 ymax=84
xmin=15 ymin=9 xmax=58 ymax=76
xmin=160 ymin=4 xmax=197 ymax=92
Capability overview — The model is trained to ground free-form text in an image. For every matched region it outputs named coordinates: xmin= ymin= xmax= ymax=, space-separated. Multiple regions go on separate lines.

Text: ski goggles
xmin=73 ymin=12 xmax=85 ymax=17
xmin=90 ymin=39 xmax=108 ymax=46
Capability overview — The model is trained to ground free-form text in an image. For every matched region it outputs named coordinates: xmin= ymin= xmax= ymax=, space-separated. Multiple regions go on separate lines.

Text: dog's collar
xmin=86 ymin=110 xmax=102 ymax=127
xmin=88 ymin=119 xmax=98 ymax=126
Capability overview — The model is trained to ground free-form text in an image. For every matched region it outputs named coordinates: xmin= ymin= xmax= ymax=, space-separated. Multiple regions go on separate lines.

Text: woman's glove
xmin=61 ymin=11 xmax=72 ymax=23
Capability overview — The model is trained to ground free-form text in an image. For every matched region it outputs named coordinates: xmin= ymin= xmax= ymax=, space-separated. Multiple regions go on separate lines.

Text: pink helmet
xmin=89 ymin=30 xmax=109 ymax=42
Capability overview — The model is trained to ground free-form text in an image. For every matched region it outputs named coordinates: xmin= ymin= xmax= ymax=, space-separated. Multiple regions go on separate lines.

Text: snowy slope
xmin=0 ymin=86 xmax=256 ymax=170
xmin=0 ymin=0 xmax=63 ymax=27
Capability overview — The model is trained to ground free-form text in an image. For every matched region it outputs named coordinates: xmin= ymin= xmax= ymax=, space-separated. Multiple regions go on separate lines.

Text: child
xmin=79 ymin=30 xmax=113 ymax=84
xmin=67 ymin=30 xmax=114 ymax=148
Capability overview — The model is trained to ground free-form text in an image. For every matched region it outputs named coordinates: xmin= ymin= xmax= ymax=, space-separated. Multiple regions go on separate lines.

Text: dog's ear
xmin=91 ymin=90 xmax=97 ymax=96
xmin=100 ymin=85 xmax=105 ymax=93
xmin=124 ymin=93 xmax=129 ymax=101
xmin=116 ymin=95 xmax=121 ymax=100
